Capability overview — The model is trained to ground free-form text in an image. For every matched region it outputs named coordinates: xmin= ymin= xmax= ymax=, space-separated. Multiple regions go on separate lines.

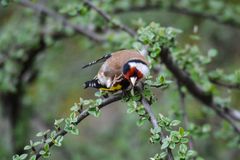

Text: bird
xmin=83 ymin=49 xmax=150 ymax=92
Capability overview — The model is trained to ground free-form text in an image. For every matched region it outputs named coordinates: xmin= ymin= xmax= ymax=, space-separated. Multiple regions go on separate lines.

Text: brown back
xmin=98 ymin=50 xmax=148 ymax=79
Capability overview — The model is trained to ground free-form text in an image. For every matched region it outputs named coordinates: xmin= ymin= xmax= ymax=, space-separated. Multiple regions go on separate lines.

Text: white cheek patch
xmin=129 ymin=62 xmax=150 ymax=77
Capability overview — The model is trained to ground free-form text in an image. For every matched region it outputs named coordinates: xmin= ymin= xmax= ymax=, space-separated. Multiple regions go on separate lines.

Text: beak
xmin=130 ymin=77 xmax=137 ymax=86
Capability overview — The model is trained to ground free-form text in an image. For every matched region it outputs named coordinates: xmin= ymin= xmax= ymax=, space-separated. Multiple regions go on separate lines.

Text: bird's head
xmin=122 ymin=59 xmax=149 ymax=86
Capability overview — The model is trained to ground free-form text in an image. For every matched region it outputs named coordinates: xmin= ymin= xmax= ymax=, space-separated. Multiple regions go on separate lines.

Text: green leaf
xmin=190 ymin=34 xmax=200 ymax=40
xmin=55 ymin=136 xmax=64 ymax=147
xmin=158 ymin=75 xmax=165 ymax=84
xmin=161 ymin=139 xmax=169 ymax=150
xmin=19 ymin=154 xmax=28 ymax=160
xmin=202 ymin=124 xmax=211 ymax=133
xmin=127 ymin=101 xmax=138 ymax=108
xmin=132 ymin=41 xmax=143 ymax=50
xmin=137 ymin=107 xmax=146 ymax=115
xmin=95 ymin=98 xmax=103 ymax=105
xmin=160 ymin=151 xmax=167 ymax=158
xmin=43 ymin=144 xmax=49 ymax=151
xmin=70 ymin=112 xmax=78 ymax=123
xmin=88 ymin=107 xmax=101 ymax=117
xmin=150 ymin=127 xmax=162 ymax=134
xmin=152 ymin=133 xmax=160 ymax=140
xmin=42 ymin=152 xmax=50 ymax=158
xmin=179 ymin=144 xmax=188 ymax=154
xmin=50 ymin=131 xmax=57 ymax=138
xmin=170 ymin=120 xmax=181 ymax=126
xmin=179 ymin=127 xmax=184 ymax=136
xmin=12 ymin=155 xmax=19 ymax=160
xmin=33 ymin=141 xmax=42 ymax=147
xmin=180 ymin=138 xmax=189 ymax=143
xmin=1 ymin=0 xmax=8 ymax=7
xmin=83 ymin=99 xmax=92 ymax=105
xmin=136 ymin=117 xmax=147 ymax=126
xmin=70 ymin=103 xmax=80 ymax=112
xmin=138 ymin=29 xmax=155 ymax=44
xmin=39 ymin=150 xmax=46 ymax=155
xmin=208 ymin=49 xmax=218 ymax=57
xmin=54 ymin=118 xmax=64 ymax=126
xmin=70 ymin=127 xmax=79 ymax=135
xmin=79 ymin=5 xmax=88 ymax=15
xmin=65 ymin=118 xmax=71 ymax=125
xmin=169 ymin=142 xmax=176 ymax=149
xmin=24 ymin=145 xmax=31 ymax=150
xmin=94 ymin=91 xmax=101 ymax=97
xmin=79 ymin=98 xmax=84 ymax=106
xmin=127 ymin=107 xmax=135 ymax=114
xmin=150 ymin=153 xmax=160 ymax=160
xmin=171 ymin=134 xmax=180 ymax=143
xmin=30 ymin=140 xmax=33 ymax=146
xmin=36 ymin=129 xmax=50 ymax=137
xmin=30 ymin=155 xmax=36 ymax=160
xmin=45 ymin=138 xmax=52 ymax=143
xmin=186 ymin=150 xmax=197 ymax=158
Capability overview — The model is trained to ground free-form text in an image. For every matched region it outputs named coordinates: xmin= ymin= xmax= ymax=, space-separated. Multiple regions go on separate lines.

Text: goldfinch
xmin=83 ymin=49 xmax=149 ymax=91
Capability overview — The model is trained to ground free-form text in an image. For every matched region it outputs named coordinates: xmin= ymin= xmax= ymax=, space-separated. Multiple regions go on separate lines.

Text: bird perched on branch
xmin=83 ymin=50 xmax=149 ymax=92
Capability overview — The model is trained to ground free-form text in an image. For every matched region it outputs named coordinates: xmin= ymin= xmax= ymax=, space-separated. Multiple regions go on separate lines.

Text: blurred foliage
xmin=0 ymin=0 xmax=240 ymax=160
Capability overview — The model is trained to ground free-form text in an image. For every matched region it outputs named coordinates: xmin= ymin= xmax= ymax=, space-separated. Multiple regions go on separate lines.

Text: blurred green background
xmin=0 ymin=0 xmax=240 ymax=160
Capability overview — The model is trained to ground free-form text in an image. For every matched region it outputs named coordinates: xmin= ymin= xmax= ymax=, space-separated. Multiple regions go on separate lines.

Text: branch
xmin=159 ymin=48 xmax=240 ymax=133
xmin=113 ymin=4 xmax=160 ymax=14
xmin=147 ymin=83 xmax=169 ymax=89
xmin=3 ymin=0 xmax=108 ymax=84
xmin=0 ymin=12 xmax=51 ymax=154
xmin=19 ymin=0 xmax=105 ymax=43
xmin=177 ymin=81 xmax=194 ymax=150
xmin=10 ymin=1 xmax=240 ymax=158
xmin=35 ymin=93 xmax=122 ymax=159
xmin=83 ymin=2 xmax=174 ymax=157
xmin=83 ymin=0 xmax=136 ymax=36
xmin=169 ymin=5 xmax=240 ymax=29
xmin=83 ymin=0 xmax=240 ymax=136
xmin=30 ymin=113 xmax=73 ymax=160
xmin=210 ymin=79 xmax=240 ymax=90
xmin=113 ymin=4 xmax=240 ymax=29
xmin=141 ymin=97 xmax=174 ymax=160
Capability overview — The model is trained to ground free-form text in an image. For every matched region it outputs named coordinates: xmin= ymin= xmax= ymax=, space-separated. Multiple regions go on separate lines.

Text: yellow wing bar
xmin=99 ymin=84 xmax=122 ymax=92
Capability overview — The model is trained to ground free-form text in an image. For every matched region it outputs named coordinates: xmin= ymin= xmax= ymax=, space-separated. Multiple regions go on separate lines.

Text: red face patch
xmin=137 ymin=70 xmax=143 ymax=79
xmin=124 ymin=67 xmax=143 ymax=80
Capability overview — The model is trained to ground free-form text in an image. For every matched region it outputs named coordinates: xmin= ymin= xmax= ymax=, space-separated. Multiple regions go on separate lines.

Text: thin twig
xmin=115 ymin=5 xmax=240 ymax=128
xmin=83 ymin=0 xmax=136 ymax=36
xmin=169 ymin=5 xmax=240 ymax=29
xmin=141 ymin=97 xmax=174 ymax=160
xmin=14 ymin=0 xmax=240 ymax=158
xmin=210 ymin=79 xmax=240 ymax=90
xmin=113 ymin=4 xmax=240 ymax=29
xmin=84 ymin=2 xmax=175 ymax=157
xmin=19 ymin=0 xmax=104 ymax=43
xmin=35 ymin=93 xmax=122 ymax=159
xmin=160 ymin=48 xmax=240 ymax=134
xmin=31 ymin=113 xmax=73 ymax=160
xmin=83 ymin=0 xmax=240 ymax=142
xmin=177 ymin=81 xmax=194 ymax=150
xmin=113 ymin=2 xmax=240 ymax=132
xmin=147 ymin=83 xmax=169 ymax=89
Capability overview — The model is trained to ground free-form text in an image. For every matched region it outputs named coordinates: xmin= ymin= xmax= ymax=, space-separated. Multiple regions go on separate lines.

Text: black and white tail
xmin=82 ymin=54 xmax=111 ymax=69
xmin=84 ymin=79 xmax=105 ymax=89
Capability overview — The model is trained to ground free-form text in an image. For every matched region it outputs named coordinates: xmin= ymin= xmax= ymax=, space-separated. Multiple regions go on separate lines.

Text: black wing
xmin=84 ymin=78 xmax=106 ymax=89
xmin=82 ymin=53 xmax=111 ymax=69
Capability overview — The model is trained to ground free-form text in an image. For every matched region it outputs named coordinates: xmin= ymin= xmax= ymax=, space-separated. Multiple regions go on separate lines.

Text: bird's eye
xmin=122 ymin=63 xmax=130 ymax=75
